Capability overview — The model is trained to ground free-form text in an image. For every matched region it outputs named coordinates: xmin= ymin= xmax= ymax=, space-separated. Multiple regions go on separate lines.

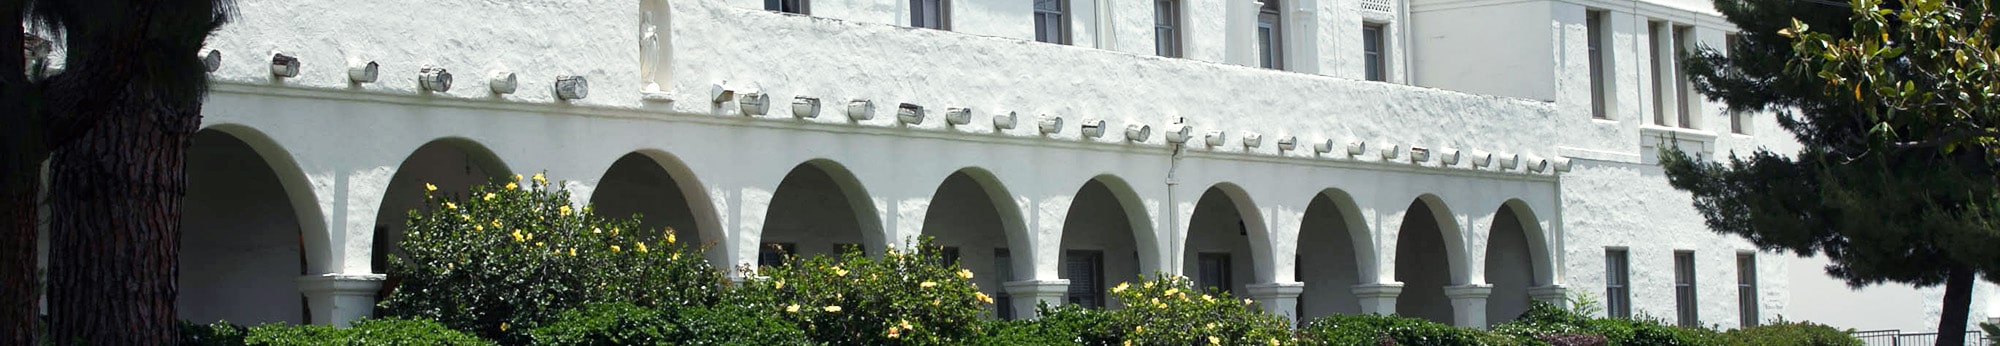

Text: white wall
xmin=1409 ymin=0 xmax=1554 ymax=101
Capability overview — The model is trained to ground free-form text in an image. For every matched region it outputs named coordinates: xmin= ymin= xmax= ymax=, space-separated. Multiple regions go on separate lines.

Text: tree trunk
xmin=1934 ymin=264 xmax=1974 ymax=346
xmin=45 ymin=95 xmax=200 ymax=345
xmin=1 ymin=169 xmax=39 ymax=346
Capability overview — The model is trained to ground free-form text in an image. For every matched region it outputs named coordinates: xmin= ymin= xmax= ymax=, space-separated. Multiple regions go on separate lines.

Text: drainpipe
xmin=1166 ymin=135 xmax=1186 ymax=276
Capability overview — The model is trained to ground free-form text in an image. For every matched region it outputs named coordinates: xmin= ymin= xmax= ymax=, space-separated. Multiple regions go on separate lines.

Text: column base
xmin=1528 ymin=285 xmax=1568 ymax=308
xmin=1444 ymin=284 xmax=1494 ymax=329
xmin=1351 ymin=282 xmax=1404 ymax=315
xmin=1246 ymin=282 xmax=1306 ymax=324
xmin=297 ymin=273 xmax=386 ymax=327
xmin=1003 ymin=279 xmax=1071 ymax=319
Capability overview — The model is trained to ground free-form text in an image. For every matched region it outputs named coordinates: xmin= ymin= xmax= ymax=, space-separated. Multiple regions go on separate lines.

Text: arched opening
xmin=919 ymin=169 xmax=1025 ymax=318
xmin=372 ymin=139 xmax=511 ymax=301
xmin=1057 ymin=177 xmax=1148 ymax=310
xmin=588 ymin=152 xmax=709 ymax=259
xmin=1486 ymin=202 xmax=1541 ymax=323
xmin=1298 ymin=190 xmax=1367 ymax=322
xmin=179 ymin=129 xmax=308 ymax=324
xmin=760 ymin=160 xmax=879 ymax=264
xmin=1395 ymin=197 xmax=1457 ymax=324
xmin=1182 ymin=185 xmax=1256 ymax=298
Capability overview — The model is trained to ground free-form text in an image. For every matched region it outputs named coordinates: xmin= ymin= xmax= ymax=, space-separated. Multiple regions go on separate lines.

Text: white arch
xmin=591 ymin=149 xmax=728 ymax=266
xmin=1304 ymin=188 xmax=1379 ymax=284
xmin=1496 ymin=199 xmax=1554 ymax=286
xmin=1411 ymin=193 xmax=1470 ymax=286
xmin=195 ymin=124 xmax=332 ymax=274
xmin=766 ymin=158 xmax=889 ymax=254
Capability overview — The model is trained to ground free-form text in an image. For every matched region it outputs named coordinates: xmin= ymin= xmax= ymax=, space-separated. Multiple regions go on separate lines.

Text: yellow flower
xmin=491 ymin=220 xmax=503 ymax=228
xmin=775 ymin=280 xmax=785 ymax=289
xmin=610 ymin=228 xmax=619 ymax=237
xmin=1125 ymin=341 xmax=1133 ymax=346
xmin=1202 ymin=294 xmax=1213 ymax=302
xmin=785 ymin=304 xmax=800 ymax=313
xmin=636 ymin=242 xmax=648 ymax=253
xmin=505 ymin=182 xmax=518 ymax=190
xmin=1165 ymin=288 xmax=1178 ymax=296
xmin=1205 ymin=322 xmax=1216 ymax=329
xmin=957 ymin=269 xmax=974 ymax=279
xmin=1135 ymin=325 xmax=1144 ymax=333
xmin=534 ymin=241 xmax=544 ymax=247
xmin=920 ymin=281 xmax=937 ymax=288
xmin=483 ymin=193 xmax=496 ymax=201
xmin=513 ymin=174 xmax=524 ymax=182
xmin=425 ymin=183 xmax=438 ymax=192
xmin=832 ymin=266 xmax=848 ymax=276
xmin=532 ymin=172 xmax=547 ymax=185
xmin=666 ymin=232 xmax=677 ymax=244
xmin=475 ymin=224 xmax=484 ymax=231
xmin=974 ymin=292 xmax=993 ymax=304
xmin=500 ymin=322 xmax=509 ymax=331
xmin=885 ymin=327 xmax=901 ymax=339
xmin=1144 ymin=281 xmax=1155 ymax=289
xmin=670 ymin=252 xmax=679 ymax=260
xmin=1112 ymin=282 xmax=1130 ymax=293
xmin=611 ymin=245 xmax=622 ymax=252
xmin=1243 ymin=299 xmax=1254 ymax=305
xmin=899 ymin=319 xmax=912 ymax=330
xmin=442 ymin=202 xmax=457 ymax=210
xmin=1270 ymin=338 xmax=1282 ymax=346
xmin=559 ymin=205 xmax=572 ymax=216
xmin=568 ymin=248 xmax=577 ymax=256
xmin=593 ymin=227 xmax=602 ymax=234
xmin=1209 ymin=336 xmax=1221 ymax=345
xmin=823 ymin=305 xmax=842 ymax=313
xmin=510 ymin=230 xmax=525 ymax=242
xmin=526 ymin=233 xmax=534 ymax=241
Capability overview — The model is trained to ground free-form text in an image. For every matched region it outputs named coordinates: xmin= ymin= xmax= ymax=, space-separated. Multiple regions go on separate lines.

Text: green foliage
xmin=972 ymin=303 xmax=1117 ymax=345
xmin=1101 ymin=275 xmax=1298 ymax=346
xmin=526 ymin=302 xmax=810 ymax=346
xmin=240 ymin=318 xmax=493 ymax=346
xmin=1493 ymin=303 xmax=1716 ymax=346
xmin=731 ymin=240 xmax=991 ymax=345
xmin=1302 ymin=313 xmax=1526 ymax=346
xmin=1980 ymin=322 xmax=1999 ymax=346
xmin=377 ymin=173 xmax=726 ymax=343
xmin=1716 ymin=321 xmax=1859 ymax=346
xmin=179 ymin=321 xmax=248 ymax=346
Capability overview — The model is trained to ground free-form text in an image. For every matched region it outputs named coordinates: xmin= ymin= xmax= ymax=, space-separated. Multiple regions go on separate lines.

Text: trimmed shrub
xmin=973 ymin=303 xmax=1119 ymax=345
xmin=1495 ymin=303 xmax=1717 ymax=346
xmin=1717 ymin=322 xmax=1860 ymax=346
xmin=1301 ymin=313 xmax=1525 ymax=346
xmin=732 ymin=241 xmax=991 ymax=345
xmin=1103 ymin=275 xmax=1298 ymax=346
xmin=527 ymin=302 xmax=810 ymax=346
xmin=179 ymin=321 xmax=249 ymax=346
xmin=242 ymin=318 xmax=493 ymax=346
xmin=378 ymin=173 xmax=726 ymax=343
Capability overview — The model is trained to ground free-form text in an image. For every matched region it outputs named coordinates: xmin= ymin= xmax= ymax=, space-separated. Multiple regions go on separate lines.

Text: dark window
xmin=1675 ymin=251 xmax=1698 ymax=327
xmin=760 ymin=242 xmax=798 ymax=268
xmin=1034 ymin=0 xmax=1069 ymax=44
xmin=1605 ymin=248 xmax=1631 ymax=319
xmin=765 ymin=0 xmax=808 ymax=14
xmin=1257 ymin=0 xmax=1284 ymax=69
xmin=1065 ymin=250 xmax=1104 ymax=307
xmin=933 ymin=246 xmax=961 ymax=267
xmin=1363 ymin=23 xmax=1386 ymax=81
xmin=1737 ymin=253 xmax=1758 ymax=327
xmin=1587 ymin=10 xmax=1608 ymax=118
xmin=1155 ymin=0 xmax=1182 ymax=57
xmin=996 ymin=248 xmax=1015 ymax=319
xmin=912 ymin=0 xmax=949 ymax=30
xmin=1725 ymin=33 xmax=1746 ymax=134
xmin=1198 ymin=252 xmax=1233 ymax=295
xmin=1673 ymin=25 xmax=1695 ymax=129
xmin=1649 ymin=21 xmax=1667 ymax=126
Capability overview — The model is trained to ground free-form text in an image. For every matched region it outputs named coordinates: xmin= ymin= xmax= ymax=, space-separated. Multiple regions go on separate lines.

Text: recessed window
xmin=1675 ymin=251 xmax=1699 ymax=327
xmin=1362 ymin=23 xmax=1386 ymax=81
xmin=1034 ymin=0 xmax=1070 ymax=44
xmin=995 ymin=248 xmax=1015 ymax=319
xmin=1064 ymin=250 xmax=1104 ymax=307
xmin=1726 ymin=33 xmax=1747 ymax=134
xmin=765 ymin=0 xmax=808 ymax=14
xmin=759 ymin=242 xmax=798 ymax=268
xmin=1605 ymin=248 xmax=1631 ymax=319
xmin=1155 ymin=0 xmax=1183 ymax=57
xmin=1649 ymin=20 xmax=1667 ymax=126
xmin=1673 ymin=25 xmax=1695 ymax=129
xmin=1257 ymin=0 xmax=1284 ymax=69
xmin=912 ymin=0 xmax=950 ymax=30
xmin=1198 ymin=252 xmax=1234 ymax=295
xmin=1737 ymin=253 xmax=1759 ymax=327
xmin=1587 ymin=9 xmax=1609 ymax=119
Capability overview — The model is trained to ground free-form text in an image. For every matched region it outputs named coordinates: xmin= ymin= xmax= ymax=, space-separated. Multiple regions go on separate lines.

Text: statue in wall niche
xmin=640 ymin=6 xmax=664 ymax=93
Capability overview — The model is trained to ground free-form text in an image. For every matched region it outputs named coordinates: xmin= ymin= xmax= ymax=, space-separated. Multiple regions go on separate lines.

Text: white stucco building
xmin=59 ymin=0 xmax=2000 ymax=333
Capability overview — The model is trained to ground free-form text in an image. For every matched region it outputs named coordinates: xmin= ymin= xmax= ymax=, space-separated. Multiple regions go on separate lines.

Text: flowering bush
xmin=974 ymin=303 xmax=1119 ymax=345
xmin=1102 ymin=275 xmax=1298 ymax=346
xmin=731 ymin=240 xmax=990 ymax=345
xmin=526 ymin=302 xmax=808 ymax=345
xmin=1303 ymin=313 xmax=1525 ymax=346
xmin=378 ymin=173 xmax=726 ymax=344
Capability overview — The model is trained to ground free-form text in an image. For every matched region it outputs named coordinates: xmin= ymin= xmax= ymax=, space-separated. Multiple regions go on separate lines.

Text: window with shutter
xmin=1198 ymin=253 xmax=1232 ymax=295
xmin=1065 ymin=250 xmax=1104 ymax=307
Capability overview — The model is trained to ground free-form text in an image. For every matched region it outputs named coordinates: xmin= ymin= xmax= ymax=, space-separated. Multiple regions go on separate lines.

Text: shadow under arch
xmin=180 ymin=125 xmax=322 ymax=324
xmin=760 ymin=158 xmax=887 ymax=259
xmin=194 ymin=123 xmax=331 ymax=273
xmin=1497 ymin=199 xmax=1554 ymax=286
xmin=1181 ymin=182 xmax=1270 ymax=296
xmin=1297 ymin=187 xmax=1376 ymax=321
xmin=372 ymin=137 xmax=515 ymax=275
xmin=1051 ymin=174 xmax=1158 ymax=309
xmin=1395 ymin=193 xmax=1469 ymax=324
xmin=918 ymin=166 xmax=1032 ymax=268
xmin=1484 ymin=198 xmax=1556 ymax=323
xmin=588 ymin=149 xmax=727 ymax=265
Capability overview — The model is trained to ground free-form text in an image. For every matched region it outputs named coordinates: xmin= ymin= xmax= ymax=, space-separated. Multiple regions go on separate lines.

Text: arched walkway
xmin=1183 ymin=184 xmax=1259 ymax=297
xmin=919 ymin=168 xmax=1027 ymax=318
xmin=759 ymin=160 xmax=882 ymax=265
xmin=1057 ymin=176 xmax=1151 ymax=309
xmin=179 ymin=129 xmax=311 ymax=324
xmin=1486 ymin=200 xmax=1550 ymax=323
xmin=1297 ymin=189 xmax=1370 ymax=322
xmin=1395 ymin=196 xmax=1463 ymax=324
xmin=371 ymin=139 xmax=512 ymax=299
xmin=588 ymin=151 xmax=719 ymax=261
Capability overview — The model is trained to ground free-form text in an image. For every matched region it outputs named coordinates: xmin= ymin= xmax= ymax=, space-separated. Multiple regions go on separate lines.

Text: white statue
xmin=640 ymin=7 xmax=664 ymax=93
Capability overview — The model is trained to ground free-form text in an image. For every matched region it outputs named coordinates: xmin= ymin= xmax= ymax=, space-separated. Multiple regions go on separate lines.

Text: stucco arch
xmin=759 ymin=158 xmax=888 ymax=256
xmin=193 ymin=123 xmax=331 ymax=274
xmin=1069 ymin=174 xmax=1161 ymax=274
xmin=918 ymin=167 xmax=1032 ymax=275
xmin=1297 ymin=188 xmax=1376 ymax=320
xmin=587 ymin=149 xmax=728 ymax=265
xmin=1411 ymin=193 xmax=1469 ymax=285
xmin=1181 ymin=182 xmax=1272 ymax=295
xmin=371 ymin=137 xmax=514 ymax=274
xmin=1394 ymin=193 xmax=1469 ymax=324
xmin=1484 ymin=198 xmax=1552 ymax=324
xmin=1307 ymin=188 xmax=1378 ymax=281
xmin=1496 ymin=199 xmax=1554 ymax=286
xmin=180 ymin=127 xmax=317 ymax=325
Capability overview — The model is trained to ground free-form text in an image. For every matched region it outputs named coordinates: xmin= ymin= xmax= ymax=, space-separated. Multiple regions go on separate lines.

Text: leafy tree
xmin=2 ymin=0 xmax=234 ymax=344
xmin=1668 ymin=0 xmax=2000 ymax=344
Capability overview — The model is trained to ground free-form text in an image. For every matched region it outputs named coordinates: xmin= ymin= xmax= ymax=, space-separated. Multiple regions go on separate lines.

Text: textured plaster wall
xmin=1409 ymin=0 xmax=1555 ymax=101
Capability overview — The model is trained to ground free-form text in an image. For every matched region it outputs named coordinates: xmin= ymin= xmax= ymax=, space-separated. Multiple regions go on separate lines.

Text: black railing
xmin=1852 ymin=329 xmax=1990 ymax=346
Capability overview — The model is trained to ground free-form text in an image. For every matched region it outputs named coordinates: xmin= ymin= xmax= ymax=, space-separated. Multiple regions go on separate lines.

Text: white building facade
xmin=94 ymin=0 xmax=2000 ymax=332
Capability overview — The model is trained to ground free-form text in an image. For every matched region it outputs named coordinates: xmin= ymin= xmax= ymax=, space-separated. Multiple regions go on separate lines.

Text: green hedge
xmin=178 ymin=318 xmax=492 ymax=346
xmin=526 ymin=302 xmax=808 ymax=345
xmin=1716 ymin=321 xmax=1859 ymax=346
xmin=1302 ymin=313 xmax=1525 ymax=346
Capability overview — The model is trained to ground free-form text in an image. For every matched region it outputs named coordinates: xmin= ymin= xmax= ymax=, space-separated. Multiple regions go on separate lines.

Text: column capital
xmin=296 ymin=273 xmax=385 ymax=294
xmin=1351 ymin=282 xmax=1404 ymax=298
xmin=1528 ymin=285 xmax=1568 ymax=301
xmin=1245 ymin=282 xmax=1306 ymax=299
xmin=1003 ymin=279 xmax=1072 ymax=295
xmin=1443 ymin=284 xmax=1494 ymax=299
xmin=296 ymin=273 xmax=386 ymax=327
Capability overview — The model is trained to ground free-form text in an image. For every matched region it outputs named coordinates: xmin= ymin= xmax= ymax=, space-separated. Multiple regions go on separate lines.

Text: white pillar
xmin=297 ymin=273 xmax=385 ymax=327
xmin=1352 ymin=282 xmax=1403 ymax=315
xmin=1529 ymin=285 xmax=1568 ymax=308
xmin=1444 ymin=284 xmax=1494 ymax=329
xmin=1005 ymin=279 xmax=1071 ymax=319
xmin=1247 ymin=282 xmax=1305 ymax=324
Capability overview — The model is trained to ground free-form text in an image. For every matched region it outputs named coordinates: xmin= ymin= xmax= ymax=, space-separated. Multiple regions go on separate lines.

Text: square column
xmin=1444 ymin=284 xmax=1494 ymax=329
xmin=1351 ymin=282 xmax=1404 ymax=315
xmin=1246 ymin=282 xmax=1305 ymax=324
xmin=297 ymin=273 xmax=385 ymax=327
xmin=1528 ymin=285 xmax=1568 ymax=308
xmin=1004 ymin=279 xmax=1071 ymax=319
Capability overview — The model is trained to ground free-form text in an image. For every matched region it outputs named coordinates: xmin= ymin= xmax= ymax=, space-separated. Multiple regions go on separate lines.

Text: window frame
xmin=1256 ymin=0 xmax=1285 ymax=70
xmin=1725 ymin=33 xmax=1747 ymax=134
xmin=1649 ymin=20 xmax=1668 ymax=126
xmin=1198 ymin=252 xmax=1234 ymax=295
xmin=1737 ymin=253 xmax=1759 ymax=327
xmin=1362 ymin=22 xmax=1387 ymax=81
xmin=1064 ymin=250 xmax=1105 ymax=307
xmin=1605 ymin=248 xmax=1631 ymax=319
xmin=995 ymin=248 xmax=1015 ymax=319
xmin=911 ymin=0 xmax=951 ymax=30
xmin=1154 ymin=0 xmax=1183 ymax=57
xmin=1587 ymin=9 xmax=1609 ymax=119
xmin=1674 ymin=250 xmax=1699 ymax=327
xmin=1034 ymin=0 xmax=1072 ymax=44
xmin=759 ymin=242 xmax=799 ymax=268
xmin=1673 ymin=24 xmax=1696 ymax=129
xmin=765 ymin=0 xmax=810 ymax=15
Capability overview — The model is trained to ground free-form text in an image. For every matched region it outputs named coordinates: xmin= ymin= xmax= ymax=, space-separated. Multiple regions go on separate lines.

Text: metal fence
xmin=1853 ymin=329 xmax=1990 ymax=346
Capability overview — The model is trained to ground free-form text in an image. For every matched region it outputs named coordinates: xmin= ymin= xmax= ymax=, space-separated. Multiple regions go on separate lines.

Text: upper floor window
xmin=1257 ymin=0 xmax=1284 ymax=69
xmin=1155 ymin=0 xmax=1183 ymax=57
xmin=1649 ymin=20 xmax=1668 ymax=126
xmin=766 ymin=0 xmax=809 ymax=14
xmin=1587 ymin=9 xmax=1609 ymax=119
xmin=1035 ymin=0 xmax=1071 ymax=44
xmin=1363 ymin=23 xmax=1386 ymax=81
xmin=1726 ymin=33 xmax=1747 ymax=134
xmin=912 ymin=0 xmax=950 ymax=30
xmin=1673 ymin=25 xmax=1695 ymax=129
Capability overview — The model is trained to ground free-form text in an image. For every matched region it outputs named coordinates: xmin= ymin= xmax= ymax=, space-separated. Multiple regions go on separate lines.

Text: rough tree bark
xmin=2 ymin=1 xmax=44 ymax=343
xmin=1935 ymin=264 xmax=1974 ymax=346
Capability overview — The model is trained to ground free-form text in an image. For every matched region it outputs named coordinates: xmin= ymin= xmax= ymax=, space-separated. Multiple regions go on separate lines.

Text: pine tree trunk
xmin=1935 ymin=264 xmax=1974 ymax=346
xmin=45 ymin=96 xmax=199 ymax=345
xmin=1 ymin=171 xmax=38 ymax=346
